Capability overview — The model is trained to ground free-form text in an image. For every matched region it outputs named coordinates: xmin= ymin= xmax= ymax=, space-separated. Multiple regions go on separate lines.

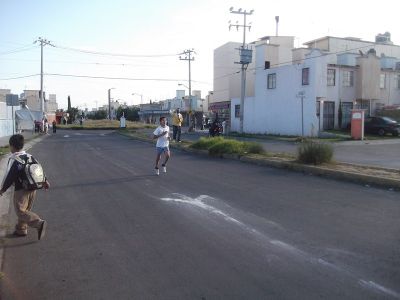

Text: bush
xmin=208 ymin=139 xmax=245 ymax=156
xmin=191 ymin=137 xmax=265 ymax=156
xmin=297 ymin=141 xmax=333 ymax=165
xmin=190 ymin=137 xmax=225 ymax=150
xmin=243 ymin=142 xmax=265 ymax=154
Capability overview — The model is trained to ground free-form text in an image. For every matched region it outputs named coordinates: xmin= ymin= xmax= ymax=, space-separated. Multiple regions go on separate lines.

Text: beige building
xmin=20 ymin=90 xmax=41 ymax=111
xmin=0 ymin=89 xmax=11 ymax=103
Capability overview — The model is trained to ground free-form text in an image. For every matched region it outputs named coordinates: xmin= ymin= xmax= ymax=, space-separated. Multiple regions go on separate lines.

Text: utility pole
xmin=34 ymin=37 xmax=53 ymax=117
xmin=108 ymin=88 xmax=115 ymax=120
xmin=179 ymin=49 xmax=195 ymax=131
xmin=229 ymin=7 xmax=254 ymax=133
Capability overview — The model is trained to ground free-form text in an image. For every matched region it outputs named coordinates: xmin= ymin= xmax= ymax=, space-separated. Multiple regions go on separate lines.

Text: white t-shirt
xmin=153 ymin=125 xmax=170 ymax=147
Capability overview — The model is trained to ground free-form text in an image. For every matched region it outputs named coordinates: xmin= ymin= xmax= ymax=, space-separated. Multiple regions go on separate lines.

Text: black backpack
xmin=16 ymin=155 xmax=46 ymax=190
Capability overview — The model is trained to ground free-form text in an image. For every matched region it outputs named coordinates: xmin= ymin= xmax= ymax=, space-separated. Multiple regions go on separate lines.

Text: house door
xmin=323 ymin=101 xmax=335 ymax=130
xmin=340 ymin=102 xmax=353 ymax=129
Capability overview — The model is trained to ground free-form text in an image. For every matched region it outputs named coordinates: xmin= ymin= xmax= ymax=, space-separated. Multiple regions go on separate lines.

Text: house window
xmin=380 ymin=73 xmax=386 ymax=89
xmin=327 ymin=69 xmax=335 ymax=86
xmin=267 ymin=73 xmax=276 ymax=89
xmin=302 ymin=68 xmax=310 ymax=85
xmin=343 ymin=70 xmax=354 ymax=87
xmin=265 ymin=61 xmax=270 ymax=69
xmin=235 ymin=104 xmax=240 ymax=118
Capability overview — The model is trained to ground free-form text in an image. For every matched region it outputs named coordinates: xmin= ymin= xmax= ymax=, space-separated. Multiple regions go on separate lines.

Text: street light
xmin=108 ymin=88 xmax=115 ymax=120
xmin=132 ymin=93 xmax=143 ymax=105
xmin=178 ymin=83 xmax=189 ymax=89
xmin=296 ymin=90 xmax=306 ymax=137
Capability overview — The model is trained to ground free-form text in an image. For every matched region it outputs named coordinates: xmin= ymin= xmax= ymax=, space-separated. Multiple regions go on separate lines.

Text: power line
xmin=0 ymin=45 xmax=38 ymax=56
xmin=0 ymin=74 xmax=39 ymax=80
xmin=45 ymin=73 xmax=193 ymax=82
xmin=52 ymin=43 xmax=182 ymax=58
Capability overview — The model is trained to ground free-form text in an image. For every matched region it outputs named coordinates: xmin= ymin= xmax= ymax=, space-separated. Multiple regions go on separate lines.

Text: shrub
xmin=297 ymin=141 xmax=333 ymax=165
xmin=190 ymin=137 xmax=225 ymax=150
xmin=191 ymin=137 xmax=264 ymax=156
xmin=208 ymin=139 xmax=244 ymax=156
xmin=243 ymin=142 xmax=265 ymax=154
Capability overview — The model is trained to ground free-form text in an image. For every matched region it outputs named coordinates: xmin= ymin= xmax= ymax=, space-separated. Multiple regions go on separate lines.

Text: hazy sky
xmin=1 ymin=0 xmax=399 ymax=110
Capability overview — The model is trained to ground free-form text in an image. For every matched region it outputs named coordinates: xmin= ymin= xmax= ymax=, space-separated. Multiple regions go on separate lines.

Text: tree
xmin=88 ymin=110 xmax=107 ymax=120
xmin=67 ymin=96 xmax=73 ymax=124
xmin=116 ymin=107 xmax=139 ymax=121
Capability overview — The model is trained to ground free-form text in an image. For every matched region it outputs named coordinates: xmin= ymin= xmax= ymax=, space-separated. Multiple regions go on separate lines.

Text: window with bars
xmin=235 ymin=105 xmax=240 ymax=118
xmin=302 ymin=68 xmax=309 ymax=85
xmin=267 ymin=73 xmax=276 ymax=89
xmin=343 ymin=70 xmax=354 ymax=87
xmin=327 ymin=69 xmax=335 ymax=86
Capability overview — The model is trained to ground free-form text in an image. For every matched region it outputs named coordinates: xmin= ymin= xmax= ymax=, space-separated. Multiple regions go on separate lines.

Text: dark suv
xmin=364 ymin=116 xmax=400 ymax=136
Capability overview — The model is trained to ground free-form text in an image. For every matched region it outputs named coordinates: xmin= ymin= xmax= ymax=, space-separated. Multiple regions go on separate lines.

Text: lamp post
xmin=132 ymin=93 xmax=143 ymax=105
xmin=296 ymin=91 xmax=306 ymax=137
xmin=108 ymin=88 xmax=115 ymax=120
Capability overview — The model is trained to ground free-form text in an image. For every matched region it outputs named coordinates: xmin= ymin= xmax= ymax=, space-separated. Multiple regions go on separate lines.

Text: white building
xmin=230 ymin=35 xmax=400 ymax=136
xmin=0 ymin=89 xmax=21 ymax=137
xmin=211 ymin=36 xmax=295 ymax=121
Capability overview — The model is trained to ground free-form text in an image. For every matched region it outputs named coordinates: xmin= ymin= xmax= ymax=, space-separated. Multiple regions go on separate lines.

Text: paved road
xmin=1 ymin=130 xmax=399 ymax=299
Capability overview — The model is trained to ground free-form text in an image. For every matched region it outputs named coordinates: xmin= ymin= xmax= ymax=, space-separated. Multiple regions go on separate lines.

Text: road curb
xmin=119 ymin=132 xmax=400 ymax=191
xmin=0 ymin=134 xmax=49 ymax=272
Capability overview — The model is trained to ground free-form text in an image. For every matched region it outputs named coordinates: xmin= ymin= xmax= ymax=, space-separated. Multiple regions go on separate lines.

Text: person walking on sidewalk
xmin=0 ymin=134 xmax=50 ymax=240
xmin=52 ymin=120 xmax=57 ymax=133
xmin=172 ymin=108 xmax=183 ymax=142
xmin=153 ymin=117 xmax=171 ymax=175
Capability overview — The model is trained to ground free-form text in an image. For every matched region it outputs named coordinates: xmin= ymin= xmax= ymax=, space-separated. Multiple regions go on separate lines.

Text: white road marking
xmin=160 ymin=193 xmax=400 ymax=298
xmin=63 ymin=135 xmax=70 ymax=138
xmin=359 ymin=280 xmax=400 ymax=298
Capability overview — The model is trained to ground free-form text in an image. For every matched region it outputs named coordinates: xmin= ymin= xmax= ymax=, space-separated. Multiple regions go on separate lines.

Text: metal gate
xmin=323 ymin=101 xmax=335 ymax=130
xmin=340 ymin=102 xmax=353 ymax=129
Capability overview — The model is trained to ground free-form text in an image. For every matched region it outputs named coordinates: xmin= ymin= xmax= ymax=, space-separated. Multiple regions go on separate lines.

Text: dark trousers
xmin=173 ymin=125 xmax=181 ymax=141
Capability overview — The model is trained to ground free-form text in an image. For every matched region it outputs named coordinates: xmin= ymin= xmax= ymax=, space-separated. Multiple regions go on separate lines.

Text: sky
xmin=1 ymin=0 xmax=399 ymax=110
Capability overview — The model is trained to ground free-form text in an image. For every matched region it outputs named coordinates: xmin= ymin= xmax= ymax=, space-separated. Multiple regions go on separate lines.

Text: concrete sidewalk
xmin=0 ymin=130 xmax=38 ymax=148
xmin=0 ymin=134 xmax=47 ymax=275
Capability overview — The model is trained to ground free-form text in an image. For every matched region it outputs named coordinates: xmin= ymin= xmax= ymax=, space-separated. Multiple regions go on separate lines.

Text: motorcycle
xmin=209 ymin=120 xmax=223 ymax=137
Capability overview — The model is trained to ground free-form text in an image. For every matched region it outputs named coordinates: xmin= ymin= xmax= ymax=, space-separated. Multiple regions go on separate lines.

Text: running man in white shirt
xmin=153 ymin=117 xmax=171 ymax=175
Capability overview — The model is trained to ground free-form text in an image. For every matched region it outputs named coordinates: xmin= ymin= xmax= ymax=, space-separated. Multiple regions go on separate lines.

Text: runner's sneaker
xmin=155 ymin=168 xmax=160 ymax=175
xmin=162 ymin=164 xmax=167 ymax=173
xmin=37 ymin=220 xmax=47 ymax=240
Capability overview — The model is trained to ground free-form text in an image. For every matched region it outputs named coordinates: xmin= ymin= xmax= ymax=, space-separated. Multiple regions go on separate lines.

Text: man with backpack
xmin=0 ymin=134 xmax=50 ymax=240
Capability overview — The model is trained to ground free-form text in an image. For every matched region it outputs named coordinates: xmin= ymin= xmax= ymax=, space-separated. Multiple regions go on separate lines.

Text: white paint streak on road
xmin=359 ymin=280 xmax=400 ymax=299
xmin=160 ymin=193 xmax=400 ymax=299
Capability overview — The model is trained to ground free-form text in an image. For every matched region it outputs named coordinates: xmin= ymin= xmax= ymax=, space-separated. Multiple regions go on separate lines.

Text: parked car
xmin=364 ymin=116 xmax=400 ymax=136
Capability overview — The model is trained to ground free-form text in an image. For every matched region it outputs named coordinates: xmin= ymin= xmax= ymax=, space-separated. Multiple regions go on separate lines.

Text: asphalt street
xmin=1 ymin=130 xmax=399 ymax=299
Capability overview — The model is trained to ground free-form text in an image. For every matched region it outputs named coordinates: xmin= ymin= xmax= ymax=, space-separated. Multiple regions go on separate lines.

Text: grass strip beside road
xmin=59 ymin=120 xmax=157 ymax=130
xmin=0 ymin=146 xmax=8 ymax=158
xmin=120 ymin=128 xmax=400 ymax=190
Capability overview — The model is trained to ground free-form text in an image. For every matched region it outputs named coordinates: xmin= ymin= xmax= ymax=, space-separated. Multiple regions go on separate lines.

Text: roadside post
xmin=120 ymin=113 xmax=126 ymax=128
xmin=6 ymin=94 xmax=19 ymax=134
xmin=351 ymin=109 xmax=365 ymax=140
